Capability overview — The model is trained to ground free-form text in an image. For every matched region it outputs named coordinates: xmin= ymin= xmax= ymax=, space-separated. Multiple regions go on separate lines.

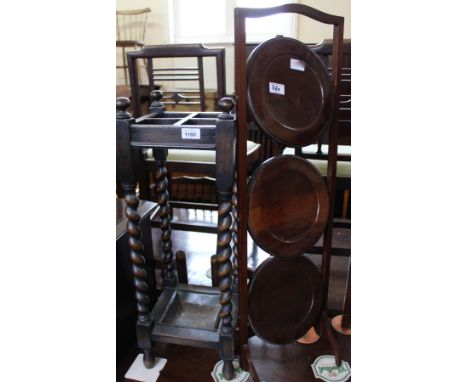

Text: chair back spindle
xmin=116 ymin=8 xmax=151 ymax=85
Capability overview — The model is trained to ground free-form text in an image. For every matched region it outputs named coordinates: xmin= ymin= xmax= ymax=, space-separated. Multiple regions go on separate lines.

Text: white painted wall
xmin=116 ymin=0 xmax=169 ymax=44
xmin=116 ymin=0 xmax=350 ymax=92
xmin=297 ymin=0 xmax=351 ymax=42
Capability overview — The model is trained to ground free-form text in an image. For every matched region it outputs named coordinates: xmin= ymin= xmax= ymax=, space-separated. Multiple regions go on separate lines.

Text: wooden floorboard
xmin=248 ymin=332 xmax=351 ymax=382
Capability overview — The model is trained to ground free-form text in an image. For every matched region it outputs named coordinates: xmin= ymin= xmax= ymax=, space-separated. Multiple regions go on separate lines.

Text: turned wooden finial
xmin=116 ymin=97 xmax=131 ymax=119
xmin=150 ymin=89 xmax=164 ymax=104
xmin=218 ymin=97 xmax=235 ymax=116
xmin=149 ymin=90 xmax=166 ymax=113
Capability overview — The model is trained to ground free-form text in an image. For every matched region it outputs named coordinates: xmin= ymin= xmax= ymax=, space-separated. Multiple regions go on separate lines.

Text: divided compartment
xmin=137 ymin=118 xmax=181 ymax=125
xmin=162 ymin=112 xmax=192 ymax=118
xmin=182 ymin=118 xmax=218 ymax=126
xmin=191 ymin=112 xmax=221 ymax=119
xmin=135 ymin=113 xmax=220 ymax=126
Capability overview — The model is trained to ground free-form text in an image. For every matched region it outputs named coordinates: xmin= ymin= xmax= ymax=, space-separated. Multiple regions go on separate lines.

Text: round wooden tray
xmin=248 ymin=255 xmax=322 ymax=344
xmin=248 ymin=155 xmax=329 ymax=257
xmin=247 ymin=36 xmax=335 ymax=146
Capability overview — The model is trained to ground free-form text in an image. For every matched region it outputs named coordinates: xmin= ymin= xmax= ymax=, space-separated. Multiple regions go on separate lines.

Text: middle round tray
xmin=248 ymin=155 xmax=329 ymax=257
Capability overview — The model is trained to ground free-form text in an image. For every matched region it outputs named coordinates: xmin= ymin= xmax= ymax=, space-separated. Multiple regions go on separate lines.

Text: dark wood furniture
xmin=152 ymin=66 xmax=205 ymax=111
xmin=234 ymin=4 xmax=348 ymax=381
xmin=294 ymin=39 xmax=352 ymax=222
xmin=342 ymin=262 xmax=351 ymax=329
xmin=248 ymin=156 xmax=330 ymax=256
xmin=290 ymin=40 xmax=352 ymax=263
xmin=249 ymin=39 xmax=351 ymax=257
xmin=340 ymin=262 xmax=351 ymax=330
xmin=126 ymin=45 xmax=261 ymax=235
xmin=136 ymin=91 xmax=261 ymax=234
xmin=127 ymin=44 xmax=226 ymax=117
xmin=116 ymin=96 xmax=238 ymax=380
xmin=116 ymin=198 xmax=158 ymax=365
xmin=245 ymin=39 xmax=350 ymax=160
xmin=246 ymin=39 xmax=351 ymax=222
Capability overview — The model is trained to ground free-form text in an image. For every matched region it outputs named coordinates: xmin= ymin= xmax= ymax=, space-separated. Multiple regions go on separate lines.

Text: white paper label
xmin=181 ymin=128 xmax=200 ymax=140
xmin=269 ymin=82 xmax=285 ymax=95
xmin=290 ymin=58 xmax=305 ymax=71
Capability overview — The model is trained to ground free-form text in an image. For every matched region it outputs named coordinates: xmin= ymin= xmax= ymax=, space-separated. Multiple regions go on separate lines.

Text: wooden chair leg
xmin=341 ymin=189 xmax=350 ymax=219
xmin=211 ymin=254 xmax=220 ymax=287
xmin=176 ymin=250 xmax=188 ymax=284
xmin=342 ymin=262 xmax=351 ymax=330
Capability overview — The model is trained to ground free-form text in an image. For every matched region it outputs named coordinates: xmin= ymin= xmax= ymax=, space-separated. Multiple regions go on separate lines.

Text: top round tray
xmin=247 ymin=36 xmax=335 ymax=147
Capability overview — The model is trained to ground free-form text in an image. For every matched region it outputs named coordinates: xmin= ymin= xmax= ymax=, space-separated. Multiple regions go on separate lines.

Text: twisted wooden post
xmin=231 ymin=173 xmax=239 ymax=293
xmin=153 ymin=148 xmax=177 ymax=287
xmin=116 ymin=97 xmax=156 ymax=368
xmin=216 ymin=97 xmax=236 ymax=380
xmin=218 ymin=198 xmax=233 ymax=333
xmin=150 ymin=90 xmax=177 ymax=287
xmin=124 ymin=191 xmax=151 ymax=323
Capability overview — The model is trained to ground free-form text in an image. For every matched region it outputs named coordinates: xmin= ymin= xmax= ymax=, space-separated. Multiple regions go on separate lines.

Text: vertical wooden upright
xmin=116 ymin=97 xmax=157 ymax=368
xmin=216 ymin=97 xmax=236 ymax=379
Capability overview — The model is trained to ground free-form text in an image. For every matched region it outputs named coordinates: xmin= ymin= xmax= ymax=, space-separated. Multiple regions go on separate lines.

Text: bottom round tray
xmin=248 ymin=255 xmax=322 ymax=344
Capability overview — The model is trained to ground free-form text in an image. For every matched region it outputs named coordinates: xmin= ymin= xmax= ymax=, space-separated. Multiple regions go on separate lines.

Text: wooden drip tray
xmin=151 ymin=284 xmax=237 ymax=349
xmin=159 ymin=290 xmax=221 ymax=330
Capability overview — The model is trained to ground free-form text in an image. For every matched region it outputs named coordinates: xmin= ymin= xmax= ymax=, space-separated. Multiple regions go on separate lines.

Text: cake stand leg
xmin=322 ymin=311 xmax=342 ymax=367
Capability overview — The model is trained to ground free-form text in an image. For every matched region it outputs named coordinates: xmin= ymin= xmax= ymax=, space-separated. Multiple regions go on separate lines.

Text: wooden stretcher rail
xmin=129 ymin=125 xmax=217 ymax=149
